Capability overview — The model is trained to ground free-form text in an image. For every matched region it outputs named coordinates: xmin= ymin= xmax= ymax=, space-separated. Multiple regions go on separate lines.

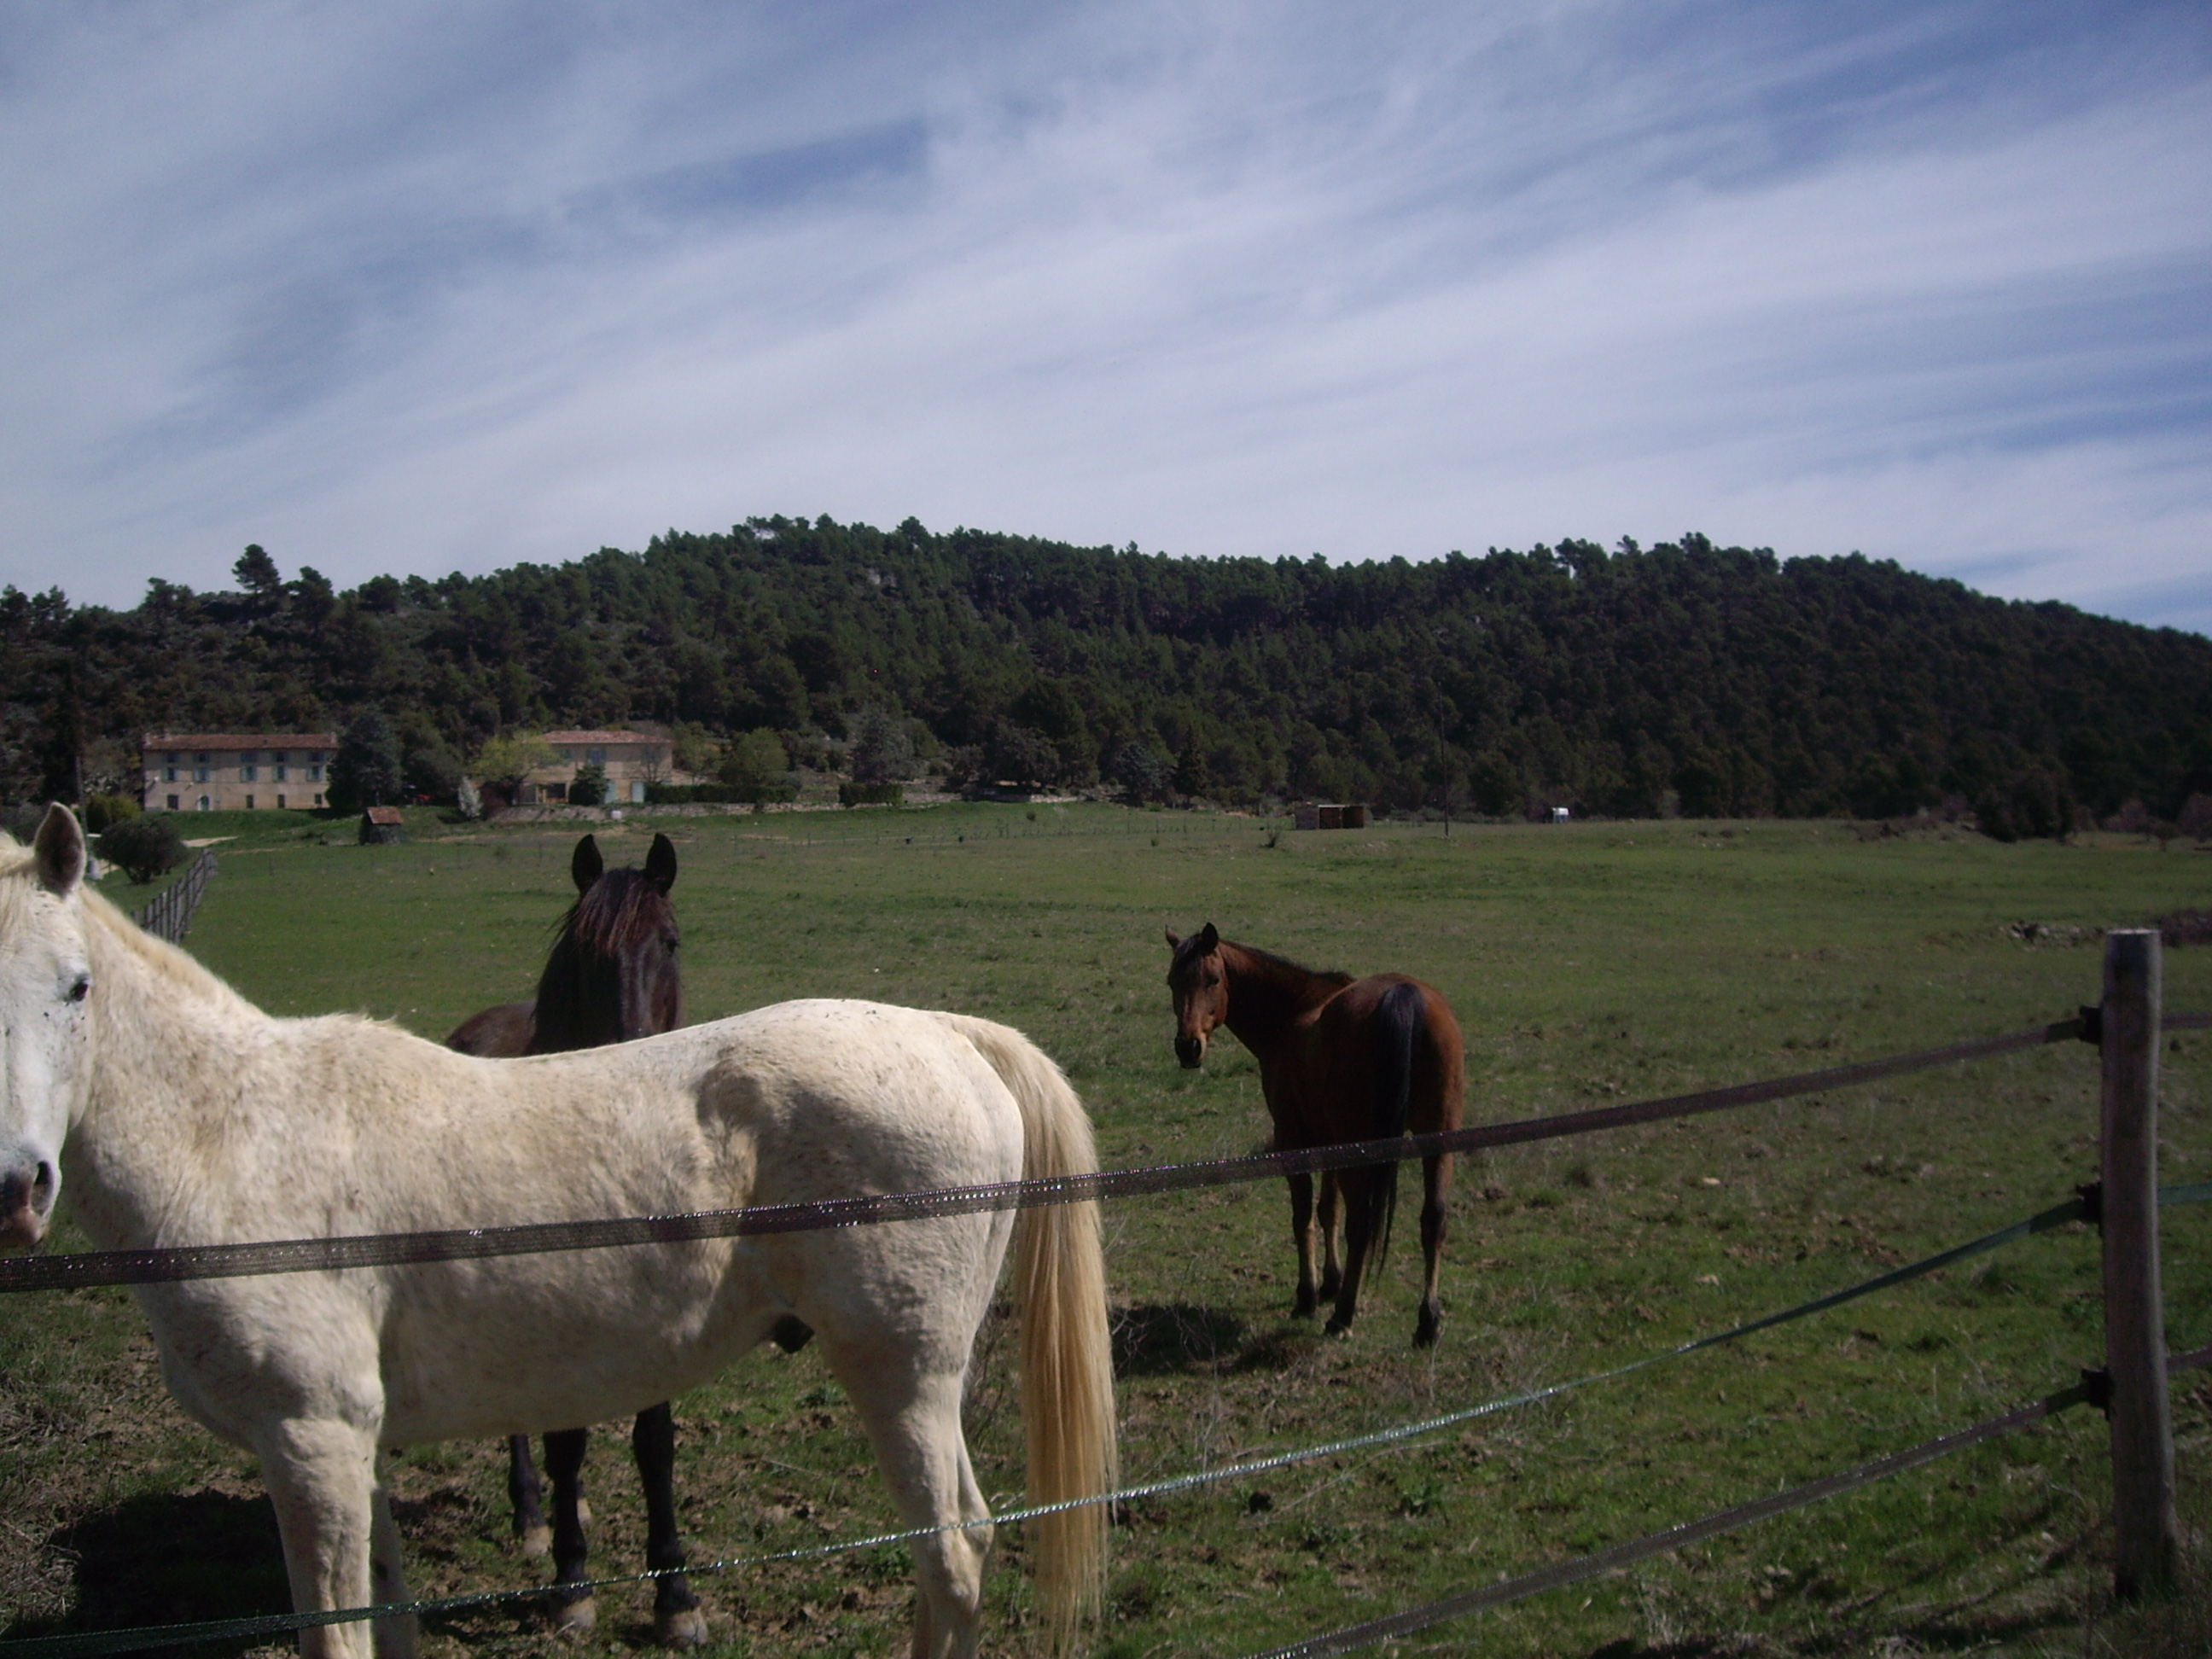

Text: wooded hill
xmin=5 ymin=516 xmax=2208 ymax=825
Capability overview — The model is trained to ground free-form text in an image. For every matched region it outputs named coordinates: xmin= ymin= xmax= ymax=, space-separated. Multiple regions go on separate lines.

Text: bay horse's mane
xmin=1173 ymin=929 xmax=1353 ymax=991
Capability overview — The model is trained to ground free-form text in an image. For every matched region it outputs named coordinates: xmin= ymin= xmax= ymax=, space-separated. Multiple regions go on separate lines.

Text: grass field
xmin=7 ymin=804 xmax=2211 ymax=1657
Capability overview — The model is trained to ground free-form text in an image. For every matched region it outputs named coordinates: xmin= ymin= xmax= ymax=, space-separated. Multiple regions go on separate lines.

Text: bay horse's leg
xmin=834 ymin=1359 xmax=990 ymax=1659
xmin=1287 ymin=1172 xmax=1320 ymax=1318
xmin=509 ymin=1433 xmax=552 ymax=1557
xmin=1414 ymin=1151 xmax=1452 ymax=1348
xmin=1317 ymin=1173 xmax=1343 ymax=1301
xmin=369 ymin=1459 xmax=421 ymax=1659
xmin=632 ymin=1404 xmax=707 ymax=1646
xmin=1324 ymin=1165 xmax=1390 ymax=1338
xmin=257 ymin=1415 xmax=382 ymax=1659
xmin=544 ymin=1428 xmax=597 ymax=1633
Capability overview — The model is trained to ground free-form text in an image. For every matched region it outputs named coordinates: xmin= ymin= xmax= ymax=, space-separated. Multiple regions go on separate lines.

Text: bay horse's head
xmin=1163 ymin=923 xmax=1225 ymax=1069
xmin=531 ymin=832 xmax=682 ymax=1052
xmin=0 ymin=806 xmax=92 ymax=1248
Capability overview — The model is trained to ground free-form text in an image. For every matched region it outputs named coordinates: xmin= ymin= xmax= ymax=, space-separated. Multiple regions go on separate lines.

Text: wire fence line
xmin=14 ymin=1007 xmax=2203 ymax=1295
xmin=8 ymin=1189 xmax=2199 ymax=1659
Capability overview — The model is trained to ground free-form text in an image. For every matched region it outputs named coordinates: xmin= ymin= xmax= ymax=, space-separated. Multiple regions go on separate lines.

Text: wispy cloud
xmin=1 ymin=1 xmax=2205 ymax=631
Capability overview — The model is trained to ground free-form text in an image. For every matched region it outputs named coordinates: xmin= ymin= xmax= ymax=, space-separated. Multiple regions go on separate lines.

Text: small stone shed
xmin=359 ymin=806 xmax=405 ymax=845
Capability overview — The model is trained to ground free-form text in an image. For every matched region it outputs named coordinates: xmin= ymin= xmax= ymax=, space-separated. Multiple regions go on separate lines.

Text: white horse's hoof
xmin=656 ymin=1608 xmax=709 ymax=1648
xmin=519 ymin=1522 xmax=553 ymax=1558
xmin=554 ymin=1596 xmax=597 ymax=1636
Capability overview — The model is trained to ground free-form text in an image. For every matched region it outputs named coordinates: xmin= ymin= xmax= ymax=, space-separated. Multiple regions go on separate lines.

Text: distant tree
xmin=234 ymin=544 xmax=282 ymax=600
xmin=327 ymin=708 xmax=405 ymax=812
xmin=98 ymin=816 xmax=184 ymax=885
xmin=848 ymin=707 xmax=916 ymax=784
xmin=80 ymin=793 xmax=140 ymax=834
xmin=1172 ymin=742 xmax=1211 ymax=799
xmin=717 ymin=728 xmax=796 ymax=803
xmin=1976 ymin=764 xmax=2074 ymax=842
xmin=468 ymin=732 xmax=559 ymax=801
xmin=2180 ymin=793 xmax=2212 ymax=844
xmin=984 ymin=721 xmax=1060 ymax=789
xmin=568 ymin=764 xmax=608 ymax=806
xmin=1112 ymin=742 xmax=1172 ymax=803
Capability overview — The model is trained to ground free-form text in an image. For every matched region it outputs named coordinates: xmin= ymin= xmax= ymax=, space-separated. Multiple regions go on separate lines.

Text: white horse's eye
xmin=67 ymin=975 xmax=90 ymax=1004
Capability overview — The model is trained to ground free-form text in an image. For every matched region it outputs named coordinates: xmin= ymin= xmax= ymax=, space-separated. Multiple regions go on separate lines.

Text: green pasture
xmin=11 ymin=804 xmax=2212 ymax=1656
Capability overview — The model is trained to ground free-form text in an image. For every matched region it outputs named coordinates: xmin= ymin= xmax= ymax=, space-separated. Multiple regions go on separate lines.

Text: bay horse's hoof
xmin=1322 ymin=1316 xmax=1353 ymax=1339
xmin=1413 ymin=1309 xmax=1441 ymax=1348
xmin=553 ymin=1595 xmax=597 ymax=1637
xmin=519 ymin=1522 xmax=553 ymax=1559
xmin=655 ymin=1607 xmax=710 ymax=1648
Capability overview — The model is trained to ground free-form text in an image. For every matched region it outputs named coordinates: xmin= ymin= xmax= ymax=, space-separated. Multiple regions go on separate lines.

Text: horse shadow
xmin=1113 ymin=1303 xmax=1313 ymax=1377
xmin=13 ymin=1489 xmax=289 ymax=1657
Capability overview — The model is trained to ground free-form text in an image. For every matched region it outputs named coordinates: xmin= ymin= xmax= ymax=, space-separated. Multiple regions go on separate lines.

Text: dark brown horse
xmin=1165 ymin=924 xmax=1464 ymax=1346
xmin=446 ymin=832 xmax=707 ymax=1644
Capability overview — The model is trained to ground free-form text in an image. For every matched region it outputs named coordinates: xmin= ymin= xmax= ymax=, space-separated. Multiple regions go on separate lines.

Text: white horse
xmin=0 ymin=808 xmax=1115 ymax=1659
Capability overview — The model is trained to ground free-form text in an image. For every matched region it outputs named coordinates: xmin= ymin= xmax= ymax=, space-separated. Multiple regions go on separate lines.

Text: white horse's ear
xmin=1164 ymin=928 xmax=1181 ymax=949
xmin=33 ymin=804 xmax=85 ymax=897
xmin=646 ymin=833 xmax=677 ymax=894
xmin=572 ymin=835 xmax=603 ymax=892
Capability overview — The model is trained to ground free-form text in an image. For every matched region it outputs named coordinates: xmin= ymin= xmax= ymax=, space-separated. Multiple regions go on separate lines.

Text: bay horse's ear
xmin=646 ymin=833 xmax=677 ymax=894
xmin=1164 ymin=928 xmax=1181 ymax=950
xmin=33 ymin=804 xmax=85 ymax=898
xmin=1198 ymin=922 xmax=1219 ymax=952
xmin=572 ymin=835 xmax=604 ymax=892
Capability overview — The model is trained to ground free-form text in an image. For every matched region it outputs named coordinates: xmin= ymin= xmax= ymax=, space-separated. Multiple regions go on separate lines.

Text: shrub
xmin=98 ymin=816 xmax=186 ymax=884
xmin=838 ymin=781 xmax=903 ymax=807
xmin=81 ymin=793 xmax=142 ymax=833
xmin=568 ymin=764 xmax=608 ymax=807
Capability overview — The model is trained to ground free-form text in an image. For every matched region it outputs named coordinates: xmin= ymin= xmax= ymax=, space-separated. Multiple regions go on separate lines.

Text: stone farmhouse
xmin=514 ymin=729 xmax=689 ymax=805
xmin=142 ymin=734 xmax=337 ymax=812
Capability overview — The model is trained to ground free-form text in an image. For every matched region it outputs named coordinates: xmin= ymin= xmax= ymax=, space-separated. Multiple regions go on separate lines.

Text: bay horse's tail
xmin=1369 ymin=980 xmax=1427 ymax=1265
xmin=934 ymin=1013 xmax=1117 ymax=1651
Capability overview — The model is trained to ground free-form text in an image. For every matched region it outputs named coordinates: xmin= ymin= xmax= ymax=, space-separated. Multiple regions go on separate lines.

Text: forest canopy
xmin=3 ymin=518 xmax=2207 ymax=823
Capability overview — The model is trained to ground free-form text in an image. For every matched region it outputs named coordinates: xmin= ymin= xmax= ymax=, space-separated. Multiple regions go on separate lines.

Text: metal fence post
xmin=2098 ymin=928 xmax=2178 ymax=1598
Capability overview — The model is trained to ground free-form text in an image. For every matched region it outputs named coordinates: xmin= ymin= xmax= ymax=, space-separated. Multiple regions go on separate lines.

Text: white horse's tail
xmin=937 ymin=1013 xmax=1117 ymax=1650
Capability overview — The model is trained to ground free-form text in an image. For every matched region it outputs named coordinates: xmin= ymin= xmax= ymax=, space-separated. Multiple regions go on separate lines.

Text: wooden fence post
xmin=2098 ymin=927 xmax=2178 ymax=1598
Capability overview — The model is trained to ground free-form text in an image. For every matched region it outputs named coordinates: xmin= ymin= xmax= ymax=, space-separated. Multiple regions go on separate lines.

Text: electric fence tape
xmin=13 ymin=1009 xmax=2194 ymax=1295
xmin=9 ymin=1184 xmax=2201 ymax=1659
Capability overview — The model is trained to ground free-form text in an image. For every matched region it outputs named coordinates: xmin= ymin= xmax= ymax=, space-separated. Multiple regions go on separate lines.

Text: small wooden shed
xmin=359 ymin=805 xmax=405 ymax=845
xmin=1294 ymin=802 xmax=1369 ymax=830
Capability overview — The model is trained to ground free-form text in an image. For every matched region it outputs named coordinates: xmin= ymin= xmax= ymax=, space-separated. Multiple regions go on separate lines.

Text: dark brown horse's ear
xmin=1198 ymin=923 xmax=1220 ymax=952
xmin=1164 ymin=928 xmax=1181 ymax=949
xmin=646 ymin=833 xmax=677 ymax=894
xmin=571 ymin=835 xmax=603 ymax=892
xmin=34 ymin=804 xmax=85 ymax=897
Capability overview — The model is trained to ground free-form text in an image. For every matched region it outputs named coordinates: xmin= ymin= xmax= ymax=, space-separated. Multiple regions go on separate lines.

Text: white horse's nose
xmin=0 ymin=1156 xmax=55 ymax=1248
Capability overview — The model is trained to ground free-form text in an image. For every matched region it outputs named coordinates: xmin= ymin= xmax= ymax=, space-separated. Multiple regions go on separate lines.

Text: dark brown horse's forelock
xmin=559 ymin=867 xmax=678 ymax=960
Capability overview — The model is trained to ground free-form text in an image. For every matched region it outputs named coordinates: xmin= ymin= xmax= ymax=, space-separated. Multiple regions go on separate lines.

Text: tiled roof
xmin=540 ymin=730 xmax=660 ymax=745
xmin=142 ymin=733 xmax=336 ymax=751
xmin=364 ymin=806 xmax=405 ymax=824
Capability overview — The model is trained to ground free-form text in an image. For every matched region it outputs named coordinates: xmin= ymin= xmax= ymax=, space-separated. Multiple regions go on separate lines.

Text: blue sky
xmin=3 ymin=2 xmax=2206 ymax=630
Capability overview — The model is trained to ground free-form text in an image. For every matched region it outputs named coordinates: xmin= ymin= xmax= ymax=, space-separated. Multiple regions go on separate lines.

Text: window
xmin=166 ymin=794 xmax=179 ymax=811
xmin=545 ymin=782 xmax=568 ymax=801
xmin=276 ymin=795 xmax=287 ymax=809
xmin=244 ymin=795 xmax=255 ymax=810
xmin=275 ymin=763 xmax=288 ymax=782
xmin=196 ymin=795 xmax=211 ymax=812
xmin=306 ymin=764 xmax=323 ymax=782
xmin=312 ymin=794 xmax=323 ymax=807
xmin=165 ymin=752 xmax=181 ymax=765
xmin=241 ymin=764 xmax=259 ymax=782
xmin=194 ymin=753 xmax=211 ymax=783
xmin=587 ymin=747 xmax=606 ymax=766
xmin=163 ymin=765 xmax=178 ymax=783
xmin=560 ymin=748 xmax=573 ymax=761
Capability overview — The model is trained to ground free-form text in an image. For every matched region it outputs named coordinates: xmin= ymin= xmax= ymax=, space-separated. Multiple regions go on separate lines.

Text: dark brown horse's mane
xmin=556 ymin=866 xmax=675 ymax=960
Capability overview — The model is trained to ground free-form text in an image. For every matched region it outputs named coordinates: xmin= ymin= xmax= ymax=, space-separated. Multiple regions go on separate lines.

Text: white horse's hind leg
xmin=257 ymin=1417 xmax=382 ymax=1659
xmin=370 ymin=1458 xmax=420 ymax=1659
xmin=832 ymin=1362 xmax=992 ymax=1659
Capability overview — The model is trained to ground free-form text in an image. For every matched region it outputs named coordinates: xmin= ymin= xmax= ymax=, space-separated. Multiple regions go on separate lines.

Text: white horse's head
xmin=0 ymin=805 xmax=92 ymax=1248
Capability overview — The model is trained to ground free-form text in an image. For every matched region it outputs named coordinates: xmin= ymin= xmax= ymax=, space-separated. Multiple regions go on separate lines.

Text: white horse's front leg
xmin=256 ymin=1416 xmax=385 ymax=1659
xmin=370 ymin=1455 xmax=419 ymax=1659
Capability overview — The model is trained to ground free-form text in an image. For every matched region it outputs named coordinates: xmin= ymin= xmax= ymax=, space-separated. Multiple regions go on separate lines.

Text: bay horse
xmin=1165 ymin=923 xmax=1464 ymax=1346
xmin=0 ymin=808 xmax=1115 ymax=1659
xmin=445 ymin=831 xmax=707 ymax=1644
